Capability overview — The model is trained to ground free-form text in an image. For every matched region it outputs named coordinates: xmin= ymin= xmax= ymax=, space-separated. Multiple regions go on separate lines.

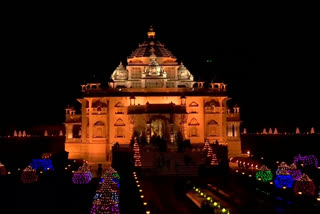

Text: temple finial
xmin=147 ymin=25 xmax=156 ymax=38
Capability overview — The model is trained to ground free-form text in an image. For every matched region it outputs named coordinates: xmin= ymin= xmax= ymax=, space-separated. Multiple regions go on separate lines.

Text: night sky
xmin=1 ymin=4 xmax=319 ymax=134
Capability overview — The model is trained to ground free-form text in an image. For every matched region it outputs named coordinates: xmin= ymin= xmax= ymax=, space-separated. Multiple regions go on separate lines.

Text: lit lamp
xmin=130 ymin=96 xmax=135 ymax=105
xmin=181 ymin=96 xmax=186 ymax=105
xmin=170 ymin=133 xmax=175 ymax=143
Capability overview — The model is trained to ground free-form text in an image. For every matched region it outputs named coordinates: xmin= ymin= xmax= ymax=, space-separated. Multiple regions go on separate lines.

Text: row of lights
xmin=237 ymin=169 xmax=320 ymax=201
xmin=133 ymin=171 xmax=150 ymax=214
xmin=6 ymin=159 xmax=79 ymax=176
xmin=193 ymin=186 xmax=230 ymax=214
xmin=7 ymin=167 xmax=52 ymax=175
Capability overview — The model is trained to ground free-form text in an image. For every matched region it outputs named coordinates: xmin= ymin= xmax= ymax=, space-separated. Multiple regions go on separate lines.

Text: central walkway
xmin=142 ymin=176 xmax=199 ymax=214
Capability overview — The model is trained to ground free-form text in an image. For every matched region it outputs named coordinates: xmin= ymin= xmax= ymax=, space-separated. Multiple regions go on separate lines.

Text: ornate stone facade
xmin=65 ymin=27 xmax=241 ymax=166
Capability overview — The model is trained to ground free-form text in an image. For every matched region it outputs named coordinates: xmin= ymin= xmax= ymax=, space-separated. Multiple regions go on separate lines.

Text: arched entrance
xmin=151 ymin=119 xmax=166 ymax=138
xmin=149 ymin=116 xmax=170 ymax=140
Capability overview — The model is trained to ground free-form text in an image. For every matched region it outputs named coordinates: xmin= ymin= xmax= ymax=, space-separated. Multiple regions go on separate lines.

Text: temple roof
xmin=128 ymin=27 xmax=176 ymax=59
xmin=129 ymin=40 xmax=176 ymax=59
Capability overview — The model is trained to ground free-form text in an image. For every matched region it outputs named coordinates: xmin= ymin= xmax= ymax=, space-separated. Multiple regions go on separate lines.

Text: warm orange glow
xmin=282 ymin=186 xmax=286 ymax=189
xmin=65 ymin=27 xmax=242 ymax=165
xmin=236 ymin=170 xmax=239 ymax=172
xmin=249 ymin=174 xmax=252 ymax=177
xmin=136 ymin=180 xmax=139 ymax=183
xmin=65 ymin=167 xmax=68 ymax=170
xmin=40 ymin=171 xmax=43 ymax=174
xmin=317 ymin=198 xmax=320 ymax=201
xmin=18 ymin=168 xmax=21 ymax=171
xmin=143 ymin=202 xmax=147 ymax=206
xmin=72 ymin=170 xmax=75 ymax=173
xmin=242 ymin=172 xmax=245 ymax=175
xmin=258 ymin=178 xmax=262 ymax=181
xmin=8 ymin=172 xmax=11 ymax=175
xmin=140 ymin=195 xmax=144 ymax=198
xmin=139 ymin=189 xmax=143 ymax=192
xmin=147 ymin=26 xmax=155 ymax=38
xmin=298 ymin=192 xmax=302 ymax=195
xmin=270 ymin=181 xmax=273 ymax=184
xmin=137 ymin=184 xmax=140 ymax=187
xmin=146 ymin=211 xmax=150 ymax=214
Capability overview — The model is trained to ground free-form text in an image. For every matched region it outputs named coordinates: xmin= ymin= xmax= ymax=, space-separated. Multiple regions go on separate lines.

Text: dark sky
xmin=1 ymin=4 xmax=319 ymax=134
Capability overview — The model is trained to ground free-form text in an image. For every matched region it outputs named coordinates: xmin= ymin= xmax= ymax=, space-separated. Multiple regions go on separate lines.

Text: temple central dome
xmin=143 ymin=58 xmax=167 ymax=78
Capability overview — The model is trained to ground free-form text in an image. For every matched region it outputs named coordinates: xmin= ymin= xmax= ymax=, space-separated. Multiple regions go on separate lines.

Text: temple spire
xmin=147 ymin=25 xmax=156 ymax=38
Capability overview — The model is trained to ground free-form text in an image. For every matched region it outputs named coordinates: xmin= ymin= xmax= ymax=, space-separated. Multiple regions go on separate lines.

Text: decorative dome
xmin=111 ymin=62 xmax=128 ymax=80
xmin=178 ymin=62 xmax=193 ymax=80
xmin=143 ymin=59 xmax=167 ymax=77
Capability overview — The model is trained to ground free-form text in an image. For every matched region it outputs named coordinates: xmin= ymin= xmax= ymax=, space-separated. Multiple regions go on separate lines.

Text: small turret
xmin=233 ymin=104 xmax=240 ymax=113
xmin=65 ymin=105 xmax=75 ymax=116
xmin=147 ymin=25 xmax=156 ymax=38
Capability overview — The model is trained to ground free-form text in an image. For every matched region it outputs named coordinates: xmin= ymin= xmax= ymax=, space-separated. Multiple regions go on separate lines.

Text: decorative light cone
xmin=210 ymin=154 xmax=219 ymax=166
xmin=262 ymin=128 xmax=267 ymax=134
xmin=203 ymin=139 xmax=210 ymax=151
xmin=268 ymin=128 xmax=273 ymax=134
xmin=243 ymin=128 xmax=247 ymax=134
xmin=91 ymin=167 xmax=120 ymax=214
xmin=296 ymin=127 xmax=300 ymax=134
xmin=274 ymin=128 xmax=279 ymax=134
xmin=206 ymin=146 xmax=213 ymax=158
xmin=310 ymin=127 xmax=315 ymax=134
xmin=133 ymin=139 xmax=142 ymax=167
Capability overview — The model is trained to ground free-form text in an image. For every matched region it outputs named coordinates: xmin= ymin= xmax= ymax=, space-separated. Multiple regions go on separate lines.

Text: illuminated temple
xmin=65 ymin=27 xmax=241 ymax=166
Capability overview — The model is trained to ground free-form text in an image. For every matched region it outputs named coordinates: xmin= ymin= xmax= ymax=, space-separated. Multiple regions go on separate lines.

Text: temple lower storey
xmin=64 ymin=27 xmax=242 ymax=167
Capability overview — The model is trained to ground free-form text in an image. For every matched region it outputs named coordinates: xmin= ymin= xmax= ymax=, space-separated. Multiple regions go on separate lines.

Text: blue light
xmin=30 ymin=159 xmax=54 ymax=171
xmin=274 ymin=175 xmax=294 ymax=188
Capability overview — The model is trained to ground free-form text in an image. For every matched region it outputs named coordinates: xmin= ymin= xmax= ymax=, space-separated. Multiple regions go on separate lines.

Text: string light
xmin=133 ymin=139 xmax=142 ymax=167
xmin=30 ymin=158 xmax=54 ymax=171
xmin=72 ymin=161 xmax=92 ymax=184
xmin=90 ymin=167 xmax=120 ymax=213
xmin=287 ymin=163 xmax=302 ymax=180
xmin=210 ymin=154 xmax=218 ymax=165
xmin=21 ymin=165 xmax=38 ymax=184
xmin=293 ymin=174 xmax=316 ymax=196
xmin=275 ymin=163 xmax=293 ymax=188
xmin=293 ymin=154 xmax=318 ymax=168
xmin=256 ymin=165 xmax=273 ymax=182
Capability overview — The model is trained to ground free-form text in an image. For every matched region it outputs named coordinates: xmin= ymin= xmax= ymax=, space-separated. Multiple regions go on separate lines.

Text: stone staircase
xmin=141 ymin=151 xmax=205 ymax=176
